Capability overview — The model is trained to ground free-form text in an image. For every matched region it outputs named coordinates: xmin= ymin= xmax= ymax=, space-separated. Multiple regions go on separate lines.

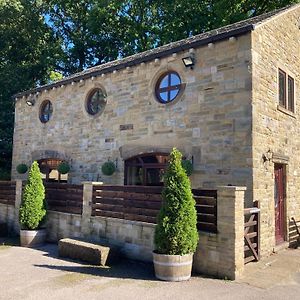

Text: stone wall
xmin=12 ymin=33 xmax=253 ymax=201
xmin=0 ymin=181 xmax=246 ymax=280
xmin=251 ymin=6 xmax=300 ymax=255
xmin=193 ymin=186 xmax=245 ymax=279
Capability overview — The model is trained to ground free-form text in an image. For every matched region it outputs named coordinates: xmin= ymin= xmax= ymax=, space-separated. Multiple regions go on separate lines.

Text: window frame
xmin=155 ymin=71 xmax=183 ymax=104
xmin=278 ymin=68 xmax=295 ymax=113
xmin=85 ymin=88 xmax=107 ymax=116
xmin=39 ymin=100 xmax=53 ymax=123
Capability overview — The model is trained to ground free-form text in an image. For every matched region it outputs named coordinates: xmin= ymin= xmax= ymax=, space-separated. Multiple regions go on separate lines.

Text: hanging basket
xmin=101 ymin=161 xmax=116 ymax=176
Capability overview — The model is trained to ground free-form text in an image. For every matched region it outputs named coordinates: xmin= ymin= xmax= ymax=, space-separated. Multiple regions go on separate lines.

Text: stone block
xmin=58 ymin=238 xmax=114 ymax=266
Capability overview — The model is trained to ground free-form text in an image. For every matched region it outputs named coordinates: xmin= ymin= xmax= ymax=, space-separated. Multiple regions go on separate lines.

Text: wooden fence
xmin=92 ymin=185 xmax=218 ymax=233
xmin=0 ymin=181 xmax=16 ymax=206
xmin=244 ymin=201 xmax=260 ymax=264
xmin=45 ymin=183 xmax=83 ymax=214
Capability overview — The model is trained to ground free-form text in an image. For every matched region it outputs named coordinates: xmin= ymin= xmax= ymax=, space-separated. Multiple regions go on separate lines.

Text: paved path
xmin=1 ymin=243 xmax=300 ymax=300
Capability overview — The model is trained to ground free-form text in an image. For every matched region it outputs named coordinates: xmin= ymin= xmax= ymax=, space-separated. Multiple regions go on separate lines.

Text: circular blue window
xmin=155 ymin=72 xmax=182 ymax=104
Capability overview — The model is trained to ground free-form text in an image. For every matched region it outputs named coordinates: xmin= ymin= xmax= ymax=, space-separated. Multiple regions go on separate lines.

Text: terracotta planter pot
xmin=20 ymin=229 xmax=46 ymax=247
xmin=153 ymin=252 xmax=193 ymax=281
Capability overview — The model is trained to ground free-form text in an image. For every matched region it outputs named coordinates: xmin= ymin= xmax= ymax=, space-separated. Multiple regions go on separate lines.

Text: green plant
xmin=16 ymin=164 xmax=28 ymax=174
xmin=101 ymin=161 xmax=116 ymax=176
xmin=19 ymin=161 xmax=47 ymax=230
xmin=154 ymin=148 xmax=199 ymax=255
xmin=181 ymin=159 xmax=193 ymax=176
xmin=57 ymin=161 xmax=70 ymax=174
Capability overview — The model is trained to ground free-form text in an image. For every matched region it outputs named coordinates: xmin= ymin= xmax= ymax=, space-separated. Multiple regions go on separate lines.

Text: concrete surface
xmin=1 ymin=242 xmax=300 ymax=300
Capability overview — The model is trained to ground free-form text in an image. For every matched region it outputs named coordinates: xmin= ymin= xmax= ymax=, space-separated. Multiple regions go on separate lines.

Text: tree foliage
xmin=19 ymin=161 xmax=47 ymax=230
xmin=0 ymin=0 xmax=58 ymax=179
xmin=0 ymin=0 xmax=299 ymax=178
xmin=154 ymin=148 xmax=198 ymax=255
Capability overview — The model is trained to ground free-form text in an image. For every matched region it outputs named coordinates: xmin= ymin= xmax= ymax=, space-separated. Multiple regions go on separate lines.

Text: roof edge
xmin=13 ymin=24 xmax=254 ymax=100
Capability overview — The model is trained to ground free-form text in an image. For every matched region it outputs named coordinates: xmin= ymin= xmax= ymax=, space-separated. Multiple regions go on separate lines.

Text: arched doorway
xmin=38 ymin=158 xmax=68 ymax=183
xmin=124 ymin=153 xmax=169 ymax=186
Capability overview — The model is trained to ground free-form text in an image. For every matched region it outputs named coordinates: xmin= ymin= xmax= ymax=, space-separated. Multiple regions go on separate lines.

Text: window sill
xmin=277 ymin=105 xmax=296 ymax=118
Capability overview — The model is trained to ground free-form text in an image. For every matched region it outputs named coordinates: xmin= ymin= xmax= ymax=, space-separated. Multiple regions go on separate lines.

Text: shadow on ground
xmin=34 ymin=243 xmax=157 ymax=281
xmin=0 ymin=236 xmax=20 ymax=246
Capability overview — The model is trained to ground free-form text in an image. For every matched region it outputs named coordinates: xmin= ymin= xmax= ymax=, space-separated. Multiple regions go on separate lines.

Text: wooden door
xmin=274 ymin=164 xmax=285 ymax=244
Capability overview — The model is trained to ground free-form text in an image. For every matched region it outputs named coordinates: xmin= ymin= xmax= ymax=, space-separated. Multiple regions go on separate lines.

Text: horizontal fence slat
xmin=45 ymin=183 xmax=83 ymax=214
xmin=93 ymin=185 xmax=163 ymax=194
xmin=197 ymin=222 xmax=217 ymax=233
xmin=244 ymin=243 xmax=257 ymax=252
xmin=244 ymin=255 xmax=256 ymax=264
xmin=93 ymin=190 xmax=162 ymax=202
xmin=91 ymin=185 xmax=217 ymax=233
xmin=0 ymin=181 xmax=16 ymax=206
xmin=197 ymin=213 xmax=217 ymax=224
xmin=92 ymin=210 xmax=124 ymax=219
xmin=244 ymin=220 xmax=257 ymax=228
xmin=49 ymin=207 xmax=82 ymax=214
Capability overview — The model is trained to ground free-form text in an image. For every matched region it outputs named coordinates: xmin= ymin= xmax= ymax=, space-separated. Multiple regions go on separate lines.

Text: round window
xmin=39 ymin=100 xmax=53 ymax=123
xmin=86 ymin=88 xmax=107 ymax=116
xmin=155 ymin=71 xmax=182 ymax=104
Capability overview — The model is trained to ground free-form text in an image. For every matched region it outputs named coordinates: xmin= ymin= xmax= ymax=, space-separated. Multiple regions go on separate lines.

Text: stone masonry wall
xmin=251 ymin=6 xmax=300 ymax=255
xmin=12 ymin=34 xmax=253 ymax=201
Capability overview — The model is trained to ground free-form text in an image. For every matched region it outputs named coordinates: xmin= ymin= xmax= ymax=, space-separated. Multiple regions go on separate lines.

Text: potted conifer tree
xmin=153 ymin=148 xmax=199 ymax=281
xmin=19 ymin=161 xmax=47 ymax=247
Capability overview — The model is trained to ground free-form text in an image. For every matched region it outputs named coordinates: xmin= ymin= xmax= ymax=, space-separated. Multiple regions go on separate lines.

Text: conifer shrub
xmin=154 ymin=148 xmax=199 ymax=255
xmin=19 ymin=161 xmax=47 ymax=230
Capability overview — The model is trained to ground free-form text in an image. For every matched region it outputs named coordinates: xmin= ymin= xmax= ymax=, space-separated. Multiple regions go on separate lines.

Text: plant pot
xmin=20 ymin=229 xmax=47 ymax=247
xmin=153 ymin=252 xmax=193 ymax=281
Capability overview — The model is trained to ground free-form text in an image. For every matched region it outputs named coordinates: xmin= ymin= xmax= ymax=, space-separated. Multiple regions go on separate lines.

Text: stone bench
xmin=58 ymin=238 xmax=113 ymax=266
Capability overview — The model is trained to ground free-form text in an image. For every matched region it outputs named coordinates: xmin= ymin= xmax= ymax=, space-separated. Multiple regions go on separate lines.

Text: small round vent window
xmin=39 ymin=100 xmax=53 ymax=123
xmin=86 ymin=88 xmax=107 ymax=116
xmin=155 ymin=71 xmax=183 ymax=104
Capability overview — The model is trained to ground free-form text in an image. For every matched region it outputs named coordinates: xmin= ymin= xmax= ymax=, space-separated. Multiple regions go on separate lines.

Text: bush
xmin=16 ymin=163 xmax=28 ymax=174
xmin=101 ymin=161 xmax=116 ymax=176
xmin=154 ymin=148 xmax=199 ymax=255
xmin=19 ymin=161 xmax=47 ymax=230
xmin=57 ymin=161 xmax=70 ymax=174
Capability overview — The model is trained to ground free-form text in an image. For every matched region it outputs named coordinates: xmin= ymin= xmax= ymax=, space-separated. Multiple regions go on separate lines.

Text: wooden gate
xmin=244 ymin=201 xmax=260 ymax=264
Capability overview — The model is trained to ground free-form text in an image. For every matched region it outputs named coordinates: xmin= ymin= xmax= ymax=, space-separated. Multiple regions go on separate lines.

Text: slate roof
xmin=14 ymin=4 xmax=299 ymax=99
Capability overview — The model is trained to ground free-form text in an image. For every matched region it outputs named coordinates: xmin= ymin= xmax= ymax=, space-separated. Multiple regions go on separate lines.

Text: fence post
xmin=14 ymin=180 xmax=23 ymax=232
xmin=81 ymin=182 xmax=93 ymax=237
xmin=216 ymin=186 xmax=246 ymax=279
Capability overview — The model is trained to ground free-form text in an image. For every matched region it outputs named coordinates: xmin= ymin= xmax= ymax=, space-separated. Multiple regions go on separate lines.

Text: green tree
xmin=0 ymin=0 xmax=59 ymax=179
xmin=154 ymin=148 xmax=199 ymax=255
xmin=43 ymin=0 xmax=121 ymax=74
xmin=19 ymin=161 xmax=47 ymax=230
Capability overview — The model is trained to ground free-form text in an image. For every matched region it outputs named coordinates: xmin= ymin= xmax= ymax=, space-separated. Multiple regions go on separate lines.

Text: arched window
xmin=124 ymin=153 xmax=169 ymax=186
xmin=38 ymin=159 xmax=68 ymax=183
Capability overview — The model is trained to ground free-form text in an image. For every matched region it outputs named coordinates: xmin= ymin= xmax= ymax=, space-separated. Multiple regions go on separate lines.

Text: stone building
xmin=12 ymin=4 xmax=300 ymax=257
